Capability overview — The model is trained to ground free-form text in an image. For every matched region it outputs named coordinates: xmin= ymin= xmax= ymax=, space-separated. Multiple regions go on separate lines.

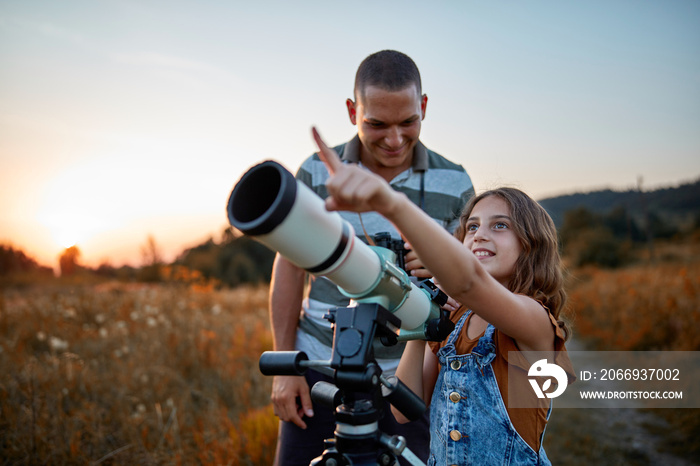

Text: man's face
xmin=347 ymin=84 xmax=427 ymax=178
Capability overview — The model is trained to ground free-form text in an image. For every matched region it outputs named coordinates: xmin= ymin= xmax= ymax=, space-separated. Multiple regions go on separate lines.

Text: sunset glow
xmin=1 ymin=1 xmax=698 ymax=270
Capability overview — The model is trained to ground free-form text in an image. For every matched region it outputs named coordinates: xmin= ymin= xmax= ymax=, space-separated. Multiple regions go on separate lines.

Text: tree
xmin=139 ymin=235 xmax=162 ymax=282
xmin=559 ymin=207 xmax=633 ymax=268
xmin=0 ymin=244 xmax=53 ymax=277
xmin=59 ymin=246 xmax=81 ymax=276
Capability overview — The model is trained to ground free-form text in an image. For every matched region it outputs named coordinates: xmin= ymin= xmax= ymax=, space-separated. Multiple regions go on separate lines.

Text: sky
xmin=1 ymin=0 xmax=699 ymax=271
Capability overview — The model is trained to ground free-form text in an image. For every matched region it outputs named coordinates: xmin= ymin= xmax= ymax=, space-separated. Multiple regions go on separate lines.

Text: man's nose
xmin=385 ymin=127 xmax=404 ymax=148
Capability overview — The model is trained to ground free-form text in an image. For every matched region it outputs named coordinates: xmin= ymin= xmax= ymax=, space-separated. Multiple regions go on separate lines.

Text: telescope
xmin=226 ymin=160 xmax=453 ymax=342
xmin=227 ymin=160 xmax=452 ymax=465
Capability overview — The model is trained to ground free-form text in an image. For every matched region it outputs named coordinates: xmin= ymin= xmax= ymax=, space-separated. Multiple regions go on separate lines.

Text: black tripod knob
xmin=259 ymin=351 xmax=309 ymax=376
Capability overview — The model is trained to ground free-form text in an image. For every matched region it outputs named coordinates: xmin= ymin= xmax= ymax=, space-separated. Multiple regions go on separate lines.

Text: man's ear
xmin=421 ymin=94 xmax=428 ymax=120
xmin=346 ymin=98 xmax=357 ymax=125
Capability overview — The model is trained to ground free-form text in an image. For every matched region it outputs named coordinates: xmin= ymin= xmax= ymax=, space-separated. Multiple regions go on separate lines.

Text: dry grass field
xmin=1 ymin=238 xmax=699 ymax=464
xmin=0 ymin=281 xmax=277 ymax=465
xmin=544 ymin=240 xmax=700 ymax=465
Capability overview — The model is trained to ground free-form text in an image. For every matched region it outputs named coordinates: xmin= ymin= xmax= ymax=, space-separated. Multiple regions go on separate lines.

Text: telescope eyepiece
xmin=227 ymin=161 xmax=297 ymax=236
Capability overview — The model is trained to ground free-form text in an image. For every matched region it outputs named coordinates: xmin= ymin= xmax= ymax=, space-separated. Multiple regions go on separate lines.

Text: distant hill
xmin=539 ymin=178 xmax=700 ymax=230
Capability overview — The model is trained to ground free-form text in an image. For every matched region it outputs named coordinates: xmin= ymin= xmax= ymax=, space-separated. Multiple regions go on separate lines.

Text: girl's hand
xmin=312 ymin=127 xmax=402 ymax=217
xmin=441 ymin=294 xmax=462 ymax=313
xmin=433 ymin=276 xmax=462 ymax=313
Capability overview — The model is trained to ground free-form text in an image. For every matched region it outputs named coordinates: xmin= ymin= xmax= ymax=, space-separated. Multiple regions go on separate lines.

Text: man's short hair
xmin=354 ymin=50 xmax=422 ymax=100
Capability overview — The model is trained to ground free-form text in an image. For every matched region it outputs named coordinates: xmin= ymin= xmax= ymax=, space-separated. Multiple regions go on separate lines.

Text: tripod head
xmin=260 ymin=302 xmax=427 ymax=466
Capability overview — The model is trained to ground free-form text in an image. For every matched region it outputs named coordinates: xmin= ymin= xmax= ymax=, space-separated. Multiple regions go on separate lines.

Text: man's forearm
xmin=269 ymin=254 xmax=306 ymax=351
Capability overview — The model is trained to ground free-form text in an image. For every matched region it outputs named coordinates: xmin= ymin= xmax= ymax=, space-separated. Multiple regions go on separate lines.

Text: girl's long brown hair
xmin=454 ymin=187 xmax=571 ymax=339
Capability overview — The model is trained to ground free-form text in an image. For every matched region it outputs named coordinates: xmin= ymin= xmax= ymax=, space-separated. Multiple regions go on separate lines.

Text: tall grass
xmin=567 ymin=261 xmax=700 ymax=351
xmin=2 ymin=238 xmax=698 ymax=464
xmin=0 ymin=281 xmax=277 ymax=464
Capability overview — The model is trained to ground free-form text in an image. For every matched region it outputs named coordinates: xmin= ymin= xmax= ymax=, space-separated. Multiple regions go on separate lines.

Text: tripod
xmin=259 ymin=303 xmax=428 ymax=466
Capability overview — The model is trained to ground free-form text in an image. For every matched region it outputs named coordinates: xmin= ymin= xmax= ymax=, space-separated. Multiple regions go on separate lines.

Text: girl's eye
xmin=467 ymin=223 xmax=478 ymax=232
xmin=494 ymin=222 xmax=508 ymax=230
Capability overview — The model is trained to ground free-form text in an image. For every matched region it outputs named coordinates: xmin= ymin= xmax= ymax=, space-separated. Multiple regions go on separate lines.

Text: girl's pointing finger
xmin=312 ymin=126 xmax=342 ymax=175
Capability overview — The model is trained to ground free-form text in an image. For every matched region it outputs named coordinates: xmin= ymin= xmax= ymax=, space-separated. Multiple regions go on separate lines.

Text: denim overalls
xmin=429 ymin=311 xmax=552 ymax=465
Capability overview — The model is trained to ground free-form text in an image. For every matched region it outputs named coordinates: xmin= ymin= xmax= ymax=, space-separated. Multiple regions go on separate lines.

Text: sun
xmin=53 ymin=228 xmax=79 ymax=249
xmin=36 ymin=162 xmax=124 ymax=255
xmin=39 ymin=211 xmax=95 ymax=250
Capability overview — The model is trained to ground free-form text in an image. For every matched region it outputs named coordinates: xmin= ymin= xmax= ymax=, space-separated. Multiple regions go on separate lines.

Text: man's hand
xmin=271 ymin=375 xmax=314 ymax=429
xmin=403 ymin=242 xmax=432 ymax=279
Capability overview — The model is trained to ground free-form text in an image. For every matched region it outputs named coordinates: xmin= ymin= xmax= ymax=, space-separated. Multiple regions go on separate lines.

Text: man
xmin=271 ymin=50 xmax=475 ymax=466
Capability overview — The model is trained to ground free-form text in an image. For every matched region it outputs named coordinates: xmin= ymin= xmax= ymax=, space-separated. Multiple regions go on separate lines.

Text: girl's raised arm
xmin=312 ymin=128 xmax=554 ymax=352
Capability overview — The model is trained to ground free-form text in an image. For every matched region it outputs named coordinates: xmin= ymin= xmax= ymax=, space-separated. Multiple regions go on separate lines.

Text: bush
xmin=564 ymin=226 xmax=632 ymax=268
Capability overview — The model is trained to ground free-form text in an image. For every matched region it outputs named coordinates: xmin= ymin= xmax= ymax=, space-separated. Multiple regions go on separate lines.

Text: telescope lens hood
xmin=227 ymin=160 xmax=297 ymax=235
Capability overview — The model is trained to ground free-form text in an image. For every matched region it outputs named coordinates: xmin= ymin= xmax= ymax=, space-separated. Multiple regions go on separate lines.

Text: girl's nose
xmin=473 ymin=227 xmax=489 ymax=242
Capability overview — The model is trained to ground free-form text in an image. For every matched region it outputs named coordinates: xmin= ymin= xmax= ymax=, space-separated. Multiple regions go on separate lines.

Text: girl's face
xmin=462 ymin=195 xmax=522 ymax=286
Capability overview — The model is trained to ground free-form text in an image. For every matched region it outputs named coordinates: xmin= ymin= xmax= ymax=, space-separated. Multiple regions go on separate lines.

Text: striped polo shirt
xmin=295 ymin=135 xmax=474 ymax=372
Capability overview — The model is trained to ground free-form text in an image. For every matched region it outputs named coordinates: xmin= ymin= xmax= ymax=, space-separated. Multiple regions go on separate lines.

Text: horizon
xmin=2 ymin=1 xmax=699 ymax=271
xmin=5 ymin=175 xmax=698 ymax=273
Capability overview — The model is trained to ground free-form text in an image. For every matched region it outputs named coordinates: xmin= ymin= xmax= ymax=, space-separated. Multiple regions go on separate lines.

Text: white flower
xmin=49 ymin=336 xmax=69 ymax=352
xmin=131 ymin=403 xmax=147 ymax=419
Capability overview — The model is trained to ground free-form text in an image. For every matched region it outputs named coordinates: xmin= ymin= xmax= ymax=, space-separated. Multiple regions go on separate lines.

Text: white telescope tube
xmin=227 ymin=161 xmax=432 ymax=330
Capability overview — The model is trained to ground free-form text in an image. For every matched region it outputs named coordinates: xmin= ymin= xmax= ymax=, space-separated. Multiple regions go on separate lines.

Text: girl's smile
xmin=472 ymin=248 xmax=495 ymax=258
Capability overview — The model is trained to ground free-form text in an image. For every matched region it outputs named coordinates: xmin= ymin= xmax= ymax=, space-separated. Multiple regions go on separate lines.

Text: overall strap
xmin=437 ymin=310 xmax=471 ymax=364
xmin=446 ymin=310 xmax=471 ymax=345
xmin=472 ymin=323 xmax=497 ymax=367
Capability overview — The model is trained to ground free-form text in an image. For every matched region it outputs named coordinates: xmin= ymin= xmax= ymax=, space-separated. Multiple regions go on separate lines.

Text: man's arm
xmin=268 ymin=254 xmax=315 ymax=428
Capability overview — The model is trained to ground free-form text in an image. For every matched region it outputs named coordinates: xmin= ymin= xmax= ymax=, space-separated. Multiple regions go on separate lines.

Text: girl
xmin=312 ymin=127 xmax=574 ymax=465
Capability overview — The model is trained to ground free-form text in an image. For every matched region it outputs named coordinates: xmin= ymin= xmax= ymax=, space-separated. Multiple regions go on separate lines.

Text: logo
xmin=528 ymin=359 xmax=568 ymax=399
